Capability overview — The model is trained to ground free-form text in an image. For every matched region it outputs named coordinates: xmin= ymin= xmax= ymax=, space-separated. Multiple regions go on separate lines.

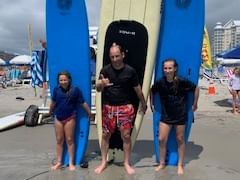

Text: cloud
xmin=206 ymin=1 xmax=240 ymax=37
xmin=0 ymin=0 xmax=44 ymax=54
xmin=0 ymin=0 xmax=239 ymax=55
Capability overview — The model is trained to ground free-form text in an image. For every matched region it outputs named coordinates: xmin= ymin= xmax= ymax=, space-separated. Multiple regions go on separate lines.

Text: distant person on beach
xmin=90 ymin=46 xmax=96 ymax=88
xmin=228 ymin=67 xmax=240 ymax=114
xmin=49 ymin=71 xmax=94 ymax=171
xmin=39 ymin=39 xmax=48 ymax=98
xmin=150 ymin=59 xmax=199 ymax=175
xmin=40 ymin=39 xmax=47 ymax=49
xmin=94 ymin=43 xmax=147 ymax=175
xmin=90 ymin=46 xmax=96 ymax=77
xmin=0 ymin=67 xmax=7 ymax=88
xmin=0 ymin=67 xmax=6 ymax=78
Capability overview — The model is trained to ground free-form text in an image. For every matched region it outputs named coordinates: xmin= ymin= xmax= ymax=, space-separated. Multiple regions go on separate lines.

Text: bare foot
xmin=94 ymin=163 xmax=107 ymax=174
xmin=233 ymin=111 xmax=238 ymax=115
xmin=124 ymin=163 xmax=135 ymax=175
xmin=155 ymin=164 xmax=166 ymax=172
xmin=51 ymin=162 xmax=62 ymax=170
xmin=177 ymin=164 xmax=184 ymax=175
xmin=69 ymin=164 xmax=76 ymax=171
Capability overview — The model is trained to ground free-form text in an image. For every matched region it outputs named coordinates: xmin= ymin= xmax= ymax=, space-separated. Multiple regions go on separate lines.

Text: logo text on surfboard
xmin=57 ymin=0 xmax=72 ymax=11
xmin=119 ymin=30 xmax=136 ymax=36
xmin=176 ymin=0 xmax=191 ymax=7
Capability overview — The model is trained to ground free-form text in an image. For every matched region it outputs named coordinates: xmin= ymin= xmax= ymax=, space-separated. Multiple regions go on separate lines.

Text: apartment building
xmin=213 ymin=19 xmax=240 ymax=57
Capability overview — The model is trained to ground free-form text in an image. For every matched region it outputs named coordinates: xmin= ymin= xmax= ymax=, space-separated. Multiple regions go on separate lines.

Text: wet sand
xmin=0 ymin=80 xmax=240 ymax=180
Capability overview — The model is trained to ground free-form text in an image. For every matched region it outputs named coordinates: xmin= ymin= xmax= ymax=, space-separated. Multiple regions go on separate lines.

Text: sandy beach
xmin=0 ymin=79 xmax=240 ymax=180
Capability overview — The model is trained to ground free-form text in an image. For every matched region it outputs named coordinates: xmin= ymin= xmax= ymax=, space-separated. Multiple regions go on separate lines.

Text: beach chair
xmin=203 ymin=70 xmax=228 ymax=84
xmin=226 ymin=69 xmax=233 ymax=78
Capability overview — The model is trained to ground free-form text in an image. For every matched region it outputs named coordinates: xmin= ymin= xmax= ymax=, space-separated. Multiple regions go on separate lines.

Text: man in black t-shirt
xmin=94 ymin=43 xmax=147 ymax=175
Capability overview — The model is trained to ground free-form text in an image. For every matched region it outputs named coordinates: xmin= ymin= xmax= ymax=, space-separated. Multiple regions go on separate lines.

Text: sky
xmin=0 ymin=0 xmax=239 ymax=55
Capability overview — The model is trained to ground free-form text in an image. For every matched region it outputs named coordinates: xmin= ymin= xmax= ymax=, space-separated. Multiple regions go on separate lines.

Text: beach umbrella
xmin=9 ymin=55 xmax=31 ymax=65
xmin=0 ymin=58 xmax=6 ymax=65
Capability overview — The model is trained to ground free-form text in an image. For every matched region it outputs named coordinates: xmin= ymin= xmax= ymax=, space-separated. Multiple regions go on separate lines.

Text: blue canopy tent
xmin=216 ymin=46 xmax=240 ymax=65
xmin=218 ymin=46 xmax=240 ymax=59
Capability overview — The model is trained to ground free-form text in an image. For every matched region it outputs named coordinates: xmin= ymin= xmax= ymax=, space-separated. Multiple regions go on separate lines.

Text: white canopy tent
xmin=9 ymin=55 xmax=31 ymax=65
xmin=216 ymin=57 xmax=240 ymax=65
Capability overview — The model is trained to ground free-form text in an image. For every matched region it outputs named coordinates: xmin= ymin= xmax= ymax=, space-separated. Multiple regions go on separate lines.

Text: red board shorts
xmin=102 ymin=104 xmax=135 ymax=134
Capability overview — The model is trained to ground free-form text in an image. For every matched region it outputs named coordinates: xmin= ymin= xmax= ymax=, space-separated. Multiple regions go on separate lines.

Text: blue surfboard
xmin=153 ymin=0 xmax=204 ymax=165
xmin=46 ymin=0 xmax=90 ymax=165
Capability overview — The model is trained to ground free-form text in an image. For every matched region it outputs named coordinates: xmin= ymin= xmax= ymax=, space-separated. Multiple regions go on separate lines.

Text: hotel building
xmin=213 ymin=19 xmax=240 ymax=57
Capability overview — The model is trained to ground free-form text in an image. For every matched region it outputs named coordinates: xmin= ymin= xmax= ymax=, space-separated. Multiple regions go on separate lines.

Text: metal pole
xmin=28 ymin=24 xmax=37 ymax=97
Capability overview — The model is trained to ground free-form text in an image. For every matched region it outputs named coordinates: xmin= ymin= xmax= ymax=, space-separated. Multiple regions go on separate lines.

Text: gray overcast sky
xmin=0 ymin=0 xmax=239 ymax=55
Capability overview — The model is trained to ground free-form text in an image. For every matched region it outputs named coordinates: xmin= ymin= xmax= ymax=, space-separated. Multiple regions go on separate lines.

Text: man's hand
xmin=140 ymin=103 xmax=147 ymax=114
xmin=96 ymin=74 xmax=113 ymax=92
xmin=100 ymin=74 xmax=113 ymax=87
xmin=89 ymin=113 xmax=95 ymax=121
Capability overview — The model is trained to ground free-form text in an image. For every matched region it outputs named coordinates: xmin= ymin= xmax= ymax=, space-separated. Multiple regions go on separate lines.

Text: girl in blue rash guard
xmin=49 ymin=71 xmax=93 ymax=171
xmin=150 ymin=59 xmax=199 ymax=175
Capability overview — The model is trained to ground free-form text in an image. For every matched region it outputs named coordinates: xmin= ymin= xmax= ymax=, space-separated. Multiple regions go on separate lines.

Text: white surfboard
xmin=96 ymin=0 xmax=162 ymax=162
xmin=0 ymin=112 xmax=25 ymax=131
